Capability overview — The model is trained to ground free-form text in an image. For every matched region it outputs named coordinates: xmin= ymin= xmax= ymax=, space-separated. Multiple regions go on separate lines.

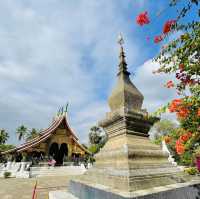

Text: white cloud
xmin=0 ymin=0 xmax=141 ymax=145
xmin=0 ymin=1 xmax=178 ymax=146
xmin=133 ymin=59 xmax=178 ymax=121
xmin=0 ymin=61 xmax=33 ymax=81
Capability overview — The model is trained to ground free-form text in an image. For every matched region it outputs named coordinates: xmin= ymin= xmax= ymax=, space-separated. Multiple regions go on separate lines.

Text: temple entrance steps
xmin=30 ymin=165 xmax=87 ymax=177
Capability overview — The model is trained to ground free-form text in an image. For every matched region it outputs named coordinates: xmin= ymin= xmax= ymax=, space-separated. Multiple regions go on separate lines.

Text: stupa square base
xmin=69 ymin=179 xmax=200 ymax=199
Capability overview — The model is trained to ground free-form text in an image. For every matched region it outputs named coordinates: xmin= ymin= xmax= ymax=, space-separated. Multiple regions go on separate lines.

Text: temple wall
xmin=47 ymin=128 xmax=85 ymax=157
xmin=19 ymin=127 xmax=86 ymax=160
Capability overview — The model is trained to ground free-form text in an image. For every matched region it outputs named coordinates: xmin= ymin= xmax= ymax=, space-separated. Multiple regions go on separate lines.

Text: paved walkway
xmin=0 ymin=176 xmax=74 ymax=199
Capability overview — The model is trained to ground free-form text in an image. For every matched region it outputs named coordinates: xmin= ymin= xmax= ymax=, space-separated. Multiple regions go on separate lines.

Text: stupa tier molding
xmin=99 ymin=109 xmax=158 ymax=138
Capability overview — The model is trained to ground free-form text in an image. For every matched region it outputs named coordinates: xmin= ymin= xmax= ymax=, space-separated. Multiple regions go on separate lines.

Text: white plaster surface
xmin=0 ymin=162 xmax=87 ymax=178
xmin=162 ymin=140 xmax=177 ymax=166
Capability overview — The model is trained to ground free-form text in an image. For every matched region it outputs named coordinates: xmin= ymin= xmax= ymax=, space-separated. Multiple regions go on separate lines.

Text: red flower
xmin=197 ymin=108 xmax=200 ymax=117
xmin=176 ymin=144 xmax=185 ymax=155
xmin=168 ymin=99 xmax=183 ymax=112
xmin=136 ymin=11 xmax=150 ymax=26
xmin=154 ymin=35 xmax=163 ymax=43
xmin=163 ymin=20 xmax=176 ymax=34
xmin=176 ymin=107 xmax=189 ymax=119
xmin=176 ymin=139 xmax=183 ymax=145
xmin=175 ymin=138 xmax=185 ymax=155
xmin=165 ymin=80 xmax=174 ymax=88
xmin=180 ymin=134 xmax=190 ymax=142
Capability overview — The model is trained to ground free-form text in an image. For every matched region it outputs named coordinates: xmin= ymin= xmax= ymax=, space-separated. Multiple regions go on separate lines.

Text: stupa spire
xmin=117 ymin=34 xmax=130 ymax=76
xmin=108 ymin=34 xmax=144 ymax=112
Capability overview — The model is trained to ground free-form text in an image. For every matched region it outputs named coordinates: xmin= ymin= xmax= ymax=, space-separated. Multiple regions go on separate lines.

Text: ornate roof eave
xmin=2 ymin=114 xmax=88 ymax=155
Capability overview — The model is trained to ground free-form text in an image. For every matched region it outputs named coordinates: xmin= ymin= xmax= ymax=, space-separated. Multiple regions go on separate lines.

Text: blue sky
xmin=0 ymin=0 xmax=195 ymax=145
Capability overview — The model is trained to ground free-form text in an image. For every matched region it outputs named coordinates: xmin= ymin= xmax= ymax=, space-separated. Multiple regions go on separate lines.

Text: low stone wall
xmin=0 ymin=161 xmax=31 ymax=178
xmin=0 ymin=162 xmax=88 ymax=178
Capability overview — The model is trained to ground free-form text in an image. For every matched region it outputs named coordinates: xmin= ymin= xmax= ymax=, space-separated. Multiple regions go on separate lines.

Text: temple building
xmin=2 ymin=111 xmax=90 ymax=165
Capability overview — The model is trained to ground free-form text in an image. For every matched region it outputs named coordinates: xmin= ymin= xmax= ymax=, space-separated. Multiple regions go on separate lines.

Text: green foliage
xmin=22 ymin=154 xmax=28 ymax=162
xmin=88 ymin=126 xmax=108 ymax=154
xmin=150 ymin=119 xmax=177 ymax=144
xmin=180 ymin=151 xmax=194 ymax=166
xmin=16 ymin=125 xmax=28 ymax=141
xmin=0 ymin=144 xmax=15 ymax=152
xmin=3 ymin=171 xmax=11 ymax=178
xmin=155 ymin=119 xmax=177 ymax=136
xmin=153 ymin=105 xmax=169 ymax=117
xmin=26 ymin=128 xmax=39 ymax=141
xmin=194 ymin=146 xmax=200 ymax=157
xmin=151 ymin=0 xmax=200 ymax=166
xmin=0 ymin=129 xmax=9 ymax=144
xmin=88 ymin=144 xmax=99 ymax=154
xmin=83 ymin=154 xmax=95 ymax=164
xmin=166 ymin=128 xmax=196 ymax=166
xmin=184 ymin=167 xmax=198 ymax=175
xmin=135 ymin=0 xmax=199 ymax=166
xmin=154 ymin=1 xmax=200 ymax=93
xmin=153 ymin=136 xmax=163 ymax=145
xmin=89 ymin=126 xmax=102 ymax=145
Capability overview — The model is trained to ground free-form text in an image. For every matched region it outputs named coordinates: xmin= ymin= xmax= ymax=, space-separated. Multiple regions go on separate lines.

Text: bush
xmin=184 ymin=167 xmax=198 ymax=175
xmin=3 ymin=171 xmax=11 ymax=178
xmin=88 ymin=144 xmax=99 ymax=154
xmin=180 ymin=151 xmax=194 ymax=166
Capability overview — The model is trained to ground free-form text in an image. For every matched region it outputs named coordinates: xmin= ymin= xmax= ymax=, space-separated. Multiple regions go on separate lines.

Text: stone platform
xmin=68 ymin=179 xmax=200 ymax=199
xmin=49 ymin=178 xmax=200 ymax=199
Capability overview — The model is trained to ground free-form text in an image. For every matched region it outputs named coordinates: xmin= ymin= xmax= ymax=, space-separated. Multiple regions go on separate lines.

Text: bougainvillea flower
xmin=180 ymin=133 xmax=190 ymax=142
xmin=154 ymin=35 xmax=163 ymax=43
xmin=176 ymin=144 xmax=185 ymax=155
xmin=197 ymin=108 xmax=200 ymax=117
xmin=136 ymin=11 xmax=150 ymax=26
xmin=176 ymin=139 xmax=183 ymax=145
xmin=163 ymin=20 xmax=176 ymax=34
xmin=175 ymin=138 xmax=185 ymax=155
xmin=165 ymin=80 xmax=174 ymax=88
xmin=177 ymin=107 xmax=189 ymax=119
xmin=168 ymin=99 xmax=183 ymax=112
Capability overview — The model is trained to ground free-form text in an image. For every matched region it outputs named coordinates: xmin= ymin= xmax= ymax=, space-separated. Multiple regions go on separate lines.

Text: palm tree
xmin=88 ymin=126 xmax=108 ymax=155
xmin=89 ymin=126 xmax=102 ymax=145
xmin=26 ymin=128 xmax=39 ymax=141
xmin=16 ymin=125 xmax=28 ymax=141
xmin=0 ymin=129 xmax=9 ymax=144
